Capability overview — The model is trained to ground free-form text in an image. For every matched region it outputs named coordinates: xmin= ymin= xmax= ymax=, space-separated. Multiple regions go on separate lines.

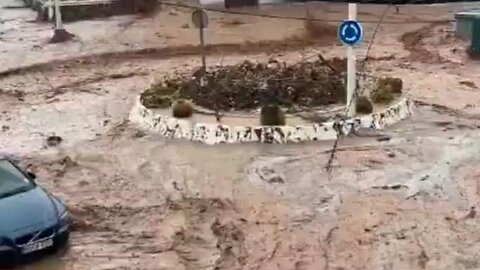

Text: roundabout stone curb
xmin=129 ymin=96 xmax=414 ymax=145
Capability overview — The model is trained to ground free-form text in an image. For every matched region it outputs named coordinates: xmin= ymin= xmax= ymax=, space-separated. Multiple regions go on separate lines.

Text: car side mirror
xmin=26 ymin=171 xmax=37 ymax=180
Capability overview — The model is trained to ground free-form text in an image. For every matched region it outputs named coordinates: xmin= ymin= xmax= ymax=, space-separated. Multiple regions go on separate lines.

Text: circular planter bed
xmin=131 ymin=57 xmax=414 ymax=145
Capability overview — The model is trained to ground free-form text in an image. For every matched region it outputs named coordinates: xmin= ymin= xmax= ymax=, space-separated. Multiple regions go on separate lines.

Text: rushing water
xmin=16 ymin=104 xmax=480 ymax=270
xmin=19 ymin=256 xmax=67 ymax=270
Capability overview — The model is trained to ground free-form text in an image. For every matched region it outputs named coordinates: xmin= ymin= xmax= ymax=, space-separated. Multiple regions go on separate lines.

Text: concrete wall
xmin=26 ymin=0 xmax=159 ymax=22
xmin=129 ymin=96 xmax=414 ymax=145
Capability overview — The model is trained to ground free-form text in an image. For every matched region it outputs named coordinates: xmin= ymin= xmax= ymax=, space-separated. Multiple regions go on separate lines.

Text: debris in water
xmin=46 ymin=135 xmax=63 ymax=147
xmin=372 ymin=184 xmax=408 ymax=190
xmin=132 ymin=130 xmax=146 ymax=138
xmin=463 ymin=207 xmax=476 ymax=219
xmin=141 ymin=57 xmax=345 ymax=111
xmin=258 ymin=167 xmax=285 ymax=184
xmin=419 ymin=175 xmax=429 ymax=182
xmin=459 ymin=80 xmax=477 ymax=89
xmin=267 ymin=175 xmax=284 ymax=183
xmin=376 ymin=135 xmax=391 ymax=142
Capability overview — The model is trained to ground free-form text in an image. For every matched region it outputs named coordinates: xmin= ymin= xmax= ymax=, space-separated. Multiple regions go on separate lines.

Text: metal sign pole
xmin=50 ymin=0 xmax=73 ymax=43
xmin=192 ymin=9 xmax=209 ymax=73
xmin=54 ymin=0 xmax=64 ymax=30
xmin=346 ymin=3 xmax=357 ymax=117
xmin=200 ymin=19 xmax=206 ymax=72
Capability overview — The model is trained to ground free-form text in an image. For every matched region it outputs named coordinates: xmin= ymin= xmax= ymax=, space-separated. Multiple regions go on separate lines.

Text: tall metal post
xmin=50 ymin=0 xmax=73 ymax=43
xmin=346 ymin=3 xmax=357 ymax=117
xmin=54 ymin=0 xmax=64 ymax=30
xmin=199 ymin=18 xmax=206 ymax=72
xmin=192 ymin=9 xmax=208 ymax=73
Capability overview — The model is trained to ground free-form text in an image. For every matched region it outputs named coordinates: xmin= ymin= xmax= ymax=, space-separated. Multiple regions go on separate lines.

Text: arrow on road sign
xmin=338 ymin=20 xmax=363 ymax=46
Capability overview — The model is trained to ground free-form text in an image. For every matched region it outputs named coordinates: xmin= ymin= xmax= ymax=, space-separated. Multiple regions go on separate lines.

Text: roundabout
xmin=129 ymin=57 xmax=414 ymax=145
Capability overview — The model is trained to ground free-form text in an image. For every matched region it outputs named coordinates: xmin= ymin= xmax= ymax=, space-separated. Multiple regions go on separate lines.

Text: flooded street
xmin=10 ymin=105 xmax=480 ymax=270
xmin=2 ymin=0 xmax=480 ymax=269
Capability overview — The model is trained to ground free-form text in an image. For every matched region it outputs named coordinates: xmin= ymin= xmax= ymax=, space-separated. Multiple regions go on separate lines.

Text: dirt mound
xmin=141 ymin=57 xmax=345 ymax=111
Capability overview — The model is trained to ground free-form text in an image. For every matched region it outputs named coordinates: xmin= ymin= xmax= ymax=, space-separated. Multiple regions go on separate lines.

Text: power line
xmin=360 ymin=5 xmax=391 ymax=66
xmin=159 ymin=1 xmax=454 ymax=24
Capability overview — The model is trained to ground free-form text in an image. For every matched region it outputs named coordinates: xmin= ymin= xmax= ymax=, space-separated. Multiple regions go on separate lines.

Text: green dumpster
xmin=470 ymin=17 xmax=480 ymax=57
xmin=456 ymin=11 xmax=475 ymax=40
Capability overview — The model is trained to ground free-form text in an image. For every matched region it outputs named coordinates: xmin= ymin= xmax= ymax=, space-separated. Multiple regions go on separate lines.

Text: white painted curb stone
xmin=129 ymin=96 xmax=414 ymax=145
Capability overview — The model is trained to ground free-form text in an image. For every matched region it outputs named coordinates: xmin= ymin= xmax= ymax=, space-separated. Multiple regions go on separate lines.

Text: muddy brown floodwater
xmin=10 ymin=105 xmax=480 ymax=270
xmin=2 ymin=0 xmax=480 ymax=269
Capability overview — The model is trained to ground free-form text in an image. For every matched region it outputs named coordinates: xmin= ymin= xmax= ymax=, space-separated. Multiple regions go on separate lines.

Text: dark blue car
xmin=0 ymin=157 xmax=70 ymax=267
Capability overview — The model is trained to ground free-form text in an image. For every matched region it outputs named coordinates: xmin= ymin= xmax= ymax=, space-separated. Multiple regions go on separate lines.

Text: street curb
xmin=129 ymin=96 xmax=414 ymax=145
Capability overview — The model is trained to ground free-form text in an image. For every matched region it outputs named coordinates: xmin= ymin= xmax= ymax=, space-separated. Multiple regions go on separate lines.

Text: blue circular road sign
xmin=338 ymin=20 xmax=363 ymax=46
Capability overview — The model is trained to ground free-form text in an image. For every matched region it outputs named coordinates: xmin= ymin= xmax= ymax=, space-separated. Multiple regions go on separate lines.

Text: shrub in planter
xmin=356 ymin=96 xmax=374 ymax=114
xmin=378 ymin=77 xmax=403 ymax=94
xmin=172 ymin=99 xmax=193 ymax=118
xmin=140 ymin=93 xmax=172 ymax=109
xmin=260 ymin=104 xmax=286 ymax=126
xmin=371 ymin=84 xmax=394 ymax=104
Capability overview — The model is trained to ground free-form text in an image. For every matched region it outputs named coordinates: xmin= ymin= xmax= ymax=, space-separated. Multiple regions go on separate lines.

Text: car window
xmin=0 ymin=160 xmax=34 ymax=199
